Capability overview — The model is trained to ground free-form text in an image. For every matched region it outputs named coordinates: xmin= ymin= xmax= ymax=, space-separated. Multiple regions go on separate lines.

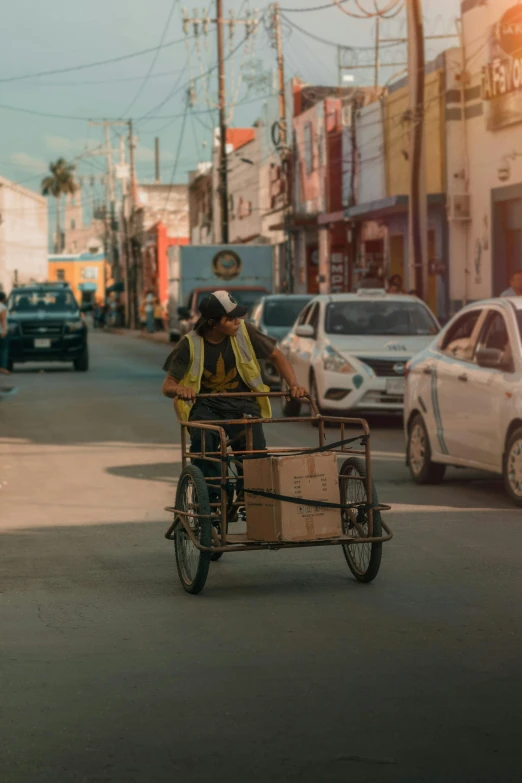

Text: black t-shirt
xmin=163 ymin=322 xmax=275 ymax=416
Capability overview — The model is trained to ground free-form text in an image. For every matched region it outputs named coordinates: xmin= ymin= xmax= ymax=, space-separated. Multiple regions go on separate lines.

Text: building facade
xmin=0 ymin=176 xmax=48 ymax=294
xmin=48 ymin=252 xmax=110 ymax=307
xmin=449 ymin=0 xmax=522 ymax=306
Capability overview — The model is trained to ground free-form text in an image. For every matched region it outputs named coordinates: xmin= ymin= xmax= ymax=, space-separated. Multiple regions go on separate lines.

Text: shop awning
xmin=78 ymin=282 xmax=97 ymax=292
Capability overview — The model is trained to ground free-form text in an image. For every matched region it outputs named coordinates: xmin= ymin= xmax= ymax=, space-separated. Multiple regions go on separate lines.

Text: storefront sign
xmin=330 ymin=251 xmax=347 ymax=293
xmin=482 ymin=56 xmax=522 ymax=100
xmin=496 ymin=4 xmax=522 ymax=57
xmin=482 ymin=5 xmax=522 ymax=130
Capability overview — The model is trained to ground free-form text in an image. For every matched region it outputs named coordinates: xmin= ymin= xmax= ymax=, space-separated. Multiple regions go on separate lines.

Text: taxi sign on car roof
xmin=356 ymin=288 xmax=387 ymax=296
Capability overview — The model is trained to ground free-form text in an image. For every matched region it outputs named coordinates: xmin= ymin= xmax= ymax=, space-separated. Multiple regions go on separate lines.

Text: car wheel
xmin=407 ymin=413 xmax=446 ymax=484
xmin=503 ymin=426 xmax=522 ymax=507
xmin=281 ymin=380 xmax=301 ymax=417
xmin=74 ymin=348 xmax=89 ymax=372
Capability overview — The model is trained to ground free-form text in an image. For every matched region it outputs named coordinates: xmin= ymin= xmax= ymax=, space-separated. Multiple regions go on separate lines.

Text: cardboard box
xmin=243 ymin=452 xmax=342 ymax=542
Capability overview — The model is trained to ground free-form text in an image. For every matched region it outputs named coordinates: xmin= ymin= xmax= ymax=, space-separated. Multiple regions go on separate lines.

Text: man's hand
xmin=289 ymin=385 xmax=307 ymax=399
xmin=175 ymin=385 xmax=196 ymax=401
xmin=162 ymin=375 xmax=196 ymax=400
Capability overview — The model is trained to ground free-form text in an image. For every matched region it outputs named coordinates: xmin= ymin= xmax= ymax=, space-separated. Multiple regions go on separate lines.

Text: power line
xmin=280 ymin=13 xmax=403 ymax=50
xmin=279 ymin=0 xmax=353 ymax=12
xmin=120 ymin=0 xmax=180 ymax=116
xmin=0 ymin=36 xmax=192 ymax=84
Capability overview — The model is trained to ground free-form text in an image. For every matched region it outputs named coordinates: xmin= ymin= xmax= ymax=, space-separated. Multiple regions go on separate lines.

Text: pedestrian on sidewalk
xmin=145 ymin=290 xmax=155 ymax=333
xmin=0 ymin=291 xmax=10 ymax=374
xmin=153 ymin=297 xmax=164 ymax=332
xmin=500 ymin=271 xmax=522 ymax=297
xmin=161 ymin=290 xmax=306 ymax=500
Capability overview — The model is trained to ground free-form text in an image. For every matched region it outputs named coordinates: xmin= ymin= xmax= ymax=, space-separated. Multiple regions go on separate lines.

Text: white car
xmin=404 ymin=297 xmax=522 ymax=505
xmin=278 ymin=291 xmax=439 ymax=416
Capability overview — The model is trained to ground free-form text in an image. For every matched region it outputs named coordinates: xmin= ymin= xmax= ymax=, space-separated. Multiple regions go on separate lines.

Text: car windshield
xmin=8 ymin=289 xmax=78 ymax=312
xmin=325 ymin=300 xmax=439 ymax=336
xmin=264 ymin=298 xmax=311 ymax=327
xmin=195 ymin=290 xmax=266 ymax=310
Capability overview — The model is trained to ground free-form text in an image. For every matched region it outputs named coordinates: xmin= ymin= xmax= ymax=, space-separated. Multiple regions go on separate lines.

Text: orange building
xmin=48 ymin=252 xmax=111 ymax=307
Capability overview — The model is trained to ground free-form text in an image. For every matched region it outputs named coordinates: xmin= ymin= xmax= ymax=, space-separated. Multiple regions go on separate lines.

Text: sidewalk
xmin=103 ymin=327 xmax=170 ymax=345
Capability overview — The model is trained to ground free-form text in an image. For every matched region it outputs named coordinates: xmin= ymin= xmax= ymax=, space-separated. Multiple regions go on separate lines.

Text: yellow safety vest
xmin=175 ymin=320 xmax=272 ymax=421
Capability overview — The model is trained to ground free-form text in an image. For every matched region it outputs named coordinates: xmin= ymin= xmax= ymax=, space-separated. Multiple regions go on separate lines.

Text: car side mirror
xmin=476 ymin=347 xmax=512 ymax=371
xmin=177 ymin=306 xmax=191 ymax=319
xmin=295 ymin=324 xmax=315 ymax=338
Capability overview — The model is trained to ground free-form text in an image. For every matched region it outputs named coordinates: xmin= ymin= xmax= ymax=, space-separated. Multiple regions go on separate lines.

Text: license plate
xmin=34 ymin=338 xmax=51 ymax=348
xmin=386 ymin=378 xmax=405 ymax=396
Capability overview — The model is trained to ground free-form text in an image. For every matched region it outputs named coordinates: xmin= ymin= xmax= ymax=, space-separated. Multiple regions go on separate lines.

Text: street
xmin=1 ymin=330 xmax=522 ymax=783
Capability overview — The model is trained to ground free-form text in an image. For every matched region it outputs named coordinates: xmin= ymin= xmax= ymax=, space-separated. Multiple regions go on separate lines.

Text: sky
xmin=0 ymin=0 xmax=460 ymax=224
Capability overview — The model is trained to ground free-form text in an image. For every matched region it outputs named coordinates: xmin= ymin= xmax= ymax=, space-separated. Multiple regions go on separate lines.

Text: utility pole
xmin=127 ymin=119 xmax=138 ymax=329
xmin=374 ymin=17 xmax=380 ymax=88
xmin=272 ymin=3 xmax=286 ymax=146
xmin=406 ymin=0 xmax=427 ymax=300
xmin=269 ymin=2 xmax=292 ymax=291
xmin=216 ymin=0 xmax=229 ymax=243
xmin=89 ymin=120 xmax=127 ymax=284
xmin=155 ymin=137 xmax=160 ymax=184
xmin=119 ymin=134 xmax=131 ymax=328
xmin=182 ymin=6 xmax=258 ymax=244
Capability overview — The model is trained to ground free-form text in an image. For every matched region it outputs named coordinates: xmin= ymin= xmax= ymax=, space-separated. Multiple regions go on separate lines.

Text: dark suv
xmin=7 ymin=284 xmax=89 ymax=371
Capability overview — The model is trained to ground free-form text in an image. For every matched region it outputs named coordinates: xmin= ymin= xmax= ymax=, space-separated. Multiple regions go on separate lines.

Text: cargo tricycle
xmin=165 ymin=392 xmax=392 ymax=594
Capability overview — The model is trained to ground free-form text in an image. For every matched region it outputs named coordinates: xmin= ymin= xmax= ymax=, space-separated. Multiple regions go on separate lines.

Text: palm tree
xmin=41 ymin=158 xmax=78 ymax=253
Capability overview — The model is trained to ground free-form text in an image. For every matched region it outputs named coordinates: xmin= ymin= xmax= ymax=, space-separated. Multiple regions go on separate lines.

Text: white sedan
xmin=279 ymin=291 xmax=439 ymax=416
xmin=404 ymin=296 xmax=522 ymax=505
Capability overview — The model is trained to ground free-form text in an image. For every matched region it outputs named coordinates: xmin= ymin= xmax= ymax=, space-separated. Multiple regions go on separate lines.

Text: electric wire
xmin=120 ymin=0 xmax=181 ymax=117
xmin=0 ymin=36 xmax=193 ymax=85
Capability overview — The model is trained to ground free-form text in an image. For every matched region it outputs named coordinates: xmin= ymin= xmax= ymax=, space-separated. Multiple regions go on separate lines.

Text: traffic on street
xmin=2 ymin=0 xmax=522 ymax=779
xmin=2 ymin=328 xmax=522 ymax=782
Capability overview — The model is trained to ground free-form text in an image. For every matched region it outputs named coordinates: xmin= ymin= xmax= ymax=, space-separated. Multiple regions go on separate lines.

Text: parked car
xmin=404 ymin=296 xmax=522 ymax=505
xmin=249 ymin=294 xmax=313 ymax=386
xmin=278 ymin=290 xmax=439 ymax=416
xmin=7 ymin=284 xmax=89 ymax=371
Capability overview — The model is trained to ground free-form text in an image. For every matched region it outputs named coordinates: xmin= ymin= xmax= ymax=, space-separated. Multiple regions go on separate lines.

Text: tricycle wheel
xmin=340 ymin=457 xmax=382 ymax=583
xmin=174 ymin=466 xmax=212 ymax=594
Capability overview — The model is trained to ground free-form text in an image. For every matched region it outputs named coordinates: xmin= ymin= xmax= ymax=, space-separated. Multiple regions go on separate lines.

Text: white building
xmin=0 ymin=176 xmax=48 ymax=294
xmin=450 ymin=0 xmax=522 ymax=304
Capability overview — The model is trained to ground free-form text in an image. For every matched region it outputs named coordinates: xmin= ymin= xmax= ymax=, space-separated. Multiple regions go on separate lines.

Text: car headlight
xmin=7 ymin=322 xmax=19 ymax=334
xmin=322 ymin=346 xmax=355 ymax=373
xmin=65 ymin=320 xmax=84 ymax=332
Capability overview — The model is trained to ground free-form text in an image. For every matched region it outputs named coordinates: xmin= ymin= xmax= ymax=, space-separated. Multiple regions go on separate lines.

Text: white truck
xmin=167 ymin=245 xmax=274 ymax=342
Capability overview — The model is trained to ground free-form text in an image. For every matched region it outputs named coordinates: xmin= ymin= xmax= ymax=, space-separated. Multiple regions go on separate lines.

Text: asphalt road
xmin=1 ymin=330 xmax=521 ymax=783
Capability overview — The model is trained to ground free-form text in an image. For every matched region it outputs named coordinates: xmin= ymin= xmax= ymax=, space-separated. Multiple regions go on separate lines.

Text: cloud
xmin=10 ymin=152 xmax=47 ymax=174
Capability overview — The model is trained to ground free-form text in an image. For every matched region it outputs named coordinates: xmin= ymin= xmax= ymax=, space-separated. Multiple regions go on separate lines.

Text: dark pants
xmin=189 ymin=400 xmax=266 ymax=499
xmin=0 ymin=335 xmax=9 ymax=370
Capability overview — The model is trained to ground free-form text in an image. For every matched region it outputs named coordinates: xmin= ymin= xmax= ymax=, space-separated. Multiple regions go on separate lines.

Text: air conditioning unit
xmin=447 ymin=193 xmax=471 ymax=221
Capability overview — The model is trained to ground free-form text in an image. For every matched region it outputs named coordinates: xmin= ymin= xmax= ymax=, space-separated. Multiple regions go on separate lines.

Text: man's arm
xmin=0 ymin=309 xmax=6 ymax=337
xmin=270 ymin=348 xmax=307 ymax=398
xmin=162 ymin=375 xmax=196 ymax=400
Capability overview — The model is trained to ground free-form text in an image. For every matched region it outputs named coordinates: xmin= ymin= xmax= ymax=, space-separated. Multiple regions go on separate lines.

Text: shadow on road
xmin=106 ymin=461 xmax=182 ymax=483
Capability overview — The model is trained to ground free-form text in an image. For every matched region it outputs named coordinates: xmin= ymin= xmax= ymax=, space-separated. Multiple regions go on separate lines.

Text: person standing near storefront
xmin=144 ymin=291 xmax=155 ymax=334
xmin=0 ymin=291 xmax=10 ymax=374
xmin=500 ymin=271 xmax=522 ymax=297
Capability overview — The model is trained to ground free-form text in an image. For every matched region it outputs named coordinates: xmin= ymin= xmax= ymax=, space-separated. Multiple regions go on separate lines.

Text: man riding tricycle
xmin=162 ymin=290 xmax=392 ymax=594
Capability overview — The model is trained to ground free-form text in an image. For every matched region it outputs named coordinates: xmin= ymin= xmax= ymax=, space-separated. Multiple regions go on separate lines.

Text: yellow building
xmin=48 ymin=252 xmax=111 ymax=307
xmin=382 ymin=65 xmax=446 ymax=315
